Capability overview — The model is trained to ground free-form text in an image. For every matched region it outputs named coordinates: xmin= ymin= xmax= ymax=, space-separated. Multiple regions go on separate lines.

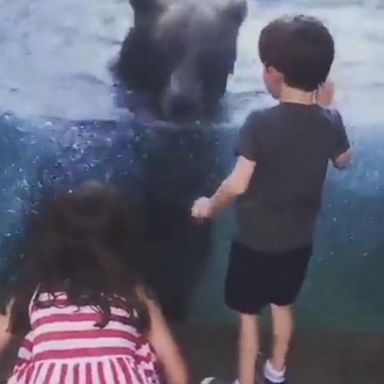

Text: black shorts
xmin=225 ymin=241 xmax=312 ymax=315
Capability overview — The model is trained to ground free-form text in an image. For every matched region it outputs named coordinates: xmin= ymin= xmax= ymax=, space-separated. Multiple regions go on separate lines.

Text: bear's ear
xmin=129 ymin=0 xmax=165 ymax=18
xmin=221 ymin=0 xmax=247 ymax=26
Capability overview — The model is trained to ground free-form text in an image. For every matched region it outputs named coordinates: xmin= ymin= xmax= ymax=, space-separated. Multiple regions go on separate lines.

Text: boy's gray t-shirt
xmin=235 ymin=103 xmax=350 ymax=252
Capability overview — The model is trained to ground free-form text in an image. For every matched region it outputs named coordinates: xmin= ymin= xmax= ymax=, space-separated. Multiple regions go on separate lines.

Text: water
xmin=0 ymin=0 xmax=384 ymax=330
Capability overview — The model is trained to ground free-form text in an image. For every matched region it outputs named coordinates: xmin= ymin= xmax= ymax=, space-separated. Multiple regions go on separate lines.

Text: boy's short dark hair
xmin=258 ymin=15 xmax=334 ymax=91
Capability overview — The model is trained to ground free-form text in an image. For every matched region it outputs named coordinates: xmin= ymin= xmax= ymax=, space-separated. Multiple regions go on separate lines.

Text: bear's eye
xmin=198 ymin=48 xmax=231 ymax=76
xmin=161 ymin=35 xmax=187 ymax=67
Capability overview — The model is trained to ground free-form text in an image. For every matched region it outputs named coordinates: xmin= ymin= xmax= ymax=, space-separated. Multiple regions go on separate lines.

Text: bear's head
xmin=114 ymin=0 xmax=247 ymax=122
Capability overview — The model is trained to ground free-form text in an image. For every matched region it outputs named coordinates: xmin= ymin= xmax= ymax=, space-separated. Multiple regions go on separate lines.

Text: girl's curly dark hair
xmin=9 ymin=181 xmax=151 ymax=335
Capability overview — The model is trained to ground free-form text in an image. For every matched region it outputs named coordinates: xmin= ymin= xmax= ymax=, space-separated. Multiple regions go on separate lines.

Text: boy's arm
xmin=140 ymin=291 xmax=189 ymax=384
xmin=192 ymin=112 xmax=260 ymax=220
xmin=316 ymin=81 xmax=352 ymax=169
xmin=330 ymin=110 xmax=352 ymax=170
xmin=192 ymin=156 xmax=255 ymax=219
xmin=333 ymin=148 xmax=352 ymax=169
xmin=211 ymin=155 xmax=256 ymax=214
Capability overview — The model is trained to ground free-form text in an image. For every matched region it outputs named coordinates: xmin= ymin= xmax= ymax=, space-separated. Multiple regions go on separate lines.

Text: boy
xmin=192 ymin=15 xmax=351 ymax=384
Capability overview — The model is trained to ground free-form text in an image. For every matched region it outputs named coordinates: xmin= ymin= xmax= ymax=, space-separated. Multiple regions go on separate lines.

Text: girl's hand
xmin=139 ymin=289 xmax=189 ymax=384
xmin=191 ymin=197 xmax=213 ymax=220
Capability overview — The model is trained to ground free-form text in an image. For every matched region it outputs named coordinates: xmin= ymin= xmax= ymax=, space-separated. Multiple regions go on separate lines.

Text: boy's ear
xmin=266 ymin=65 xmax=283 ymax=79
xmin=263 ymin=65 xmax=284 ymax=99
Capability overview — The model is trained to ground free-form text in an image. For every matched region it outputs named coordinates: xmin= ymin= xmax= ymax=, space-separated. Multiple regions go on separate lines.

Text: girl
xmin=0 ymin=181 xmax=188 ymax=384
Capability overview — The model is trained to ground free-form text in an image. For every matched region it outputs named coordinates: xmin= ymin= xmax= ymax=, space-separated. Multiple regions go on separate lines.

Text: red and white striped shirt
xmin=8 ymin=291 xmax=161 ymax=384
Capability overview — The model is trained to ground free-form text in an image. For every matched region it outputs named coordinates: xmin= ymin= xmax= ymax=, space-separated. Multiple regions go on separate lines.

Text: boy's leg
xmin=264 ymin=244 xmax=312 ymax=383
xmin=262 ymin=305 xmax=293 ymax=384
xmin=270 ymin=304 xmax=293 ymax=371
xmin=238 ymin=313 xmax=260 ymax=384
xmin=225 ymin=242 xmax=270 ymax=384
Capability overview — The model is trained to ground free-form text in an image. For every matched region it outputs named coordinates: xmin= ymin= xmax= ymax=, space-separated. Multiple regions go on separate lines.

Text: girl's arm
xmin=140 ymin=292 xmax=189 ymax=384
xmin=0 ymin=300 xmax=14 ymax=355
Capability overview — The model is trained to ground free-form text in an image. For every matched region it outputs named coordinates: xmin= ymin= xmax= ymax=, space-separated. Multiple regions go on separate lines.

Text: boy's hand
xmin=317 ymin=81 xmax=335 ymax=107
xmin=191 ymin=197 xmax=213 ymax=220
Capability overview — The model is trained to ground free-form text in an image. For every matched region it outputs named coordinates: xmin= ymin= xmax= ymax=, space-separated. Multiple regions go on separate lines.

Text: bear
xmin=112 ymin=0 xmax=247 ymax=122
xmin=0 ymin=1 xmax=247 ymax=327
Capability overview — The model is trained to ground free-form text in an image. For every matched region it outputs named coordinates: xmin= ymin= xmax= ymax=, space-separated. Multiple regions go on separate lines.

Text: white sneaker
xmin=200 ymin=378 xmax=238 ymax=384
xmin=200 ymin=379 xmax=216 ymax=384
xmin=263 ymin=360 xmax=287 ymax=384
